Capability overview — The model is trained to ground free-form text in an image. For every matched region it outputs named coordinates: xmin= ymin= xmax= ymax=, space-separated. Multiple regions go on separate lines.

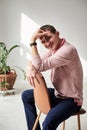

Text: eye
xmin=46 ymin=36 xmax=51 ymax=41
xmin=40 ymin=36 xmax=43 ymax=40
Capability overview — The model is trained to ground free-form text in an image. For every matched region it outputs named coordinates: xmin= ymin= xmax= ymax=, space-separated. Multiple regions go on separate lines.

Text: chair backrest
xmin=33 ymin=73 xmax=51 ymax=114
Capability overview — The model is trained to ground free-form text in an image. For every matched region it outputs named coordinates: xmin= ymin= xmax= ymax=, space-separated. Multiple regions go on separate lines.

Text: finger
xmin=38 ymin=29 xmax=44 ymax=33
xmin=30 ymin=77 xmax=34 ymax=86
xmin=27 ymin=76 xmax=32 ymax=86
xmin=34 ymin=75 xmax=40 ymax=84
xmin=27 ymin=75 xmax=34 ymax=86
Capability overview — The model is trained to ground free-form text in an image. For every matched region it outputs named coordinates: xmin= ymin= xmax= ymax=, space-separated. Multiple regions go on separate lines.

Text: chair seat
xmin=62 ymin=108 xmax=86 ymax=130
xmin=73 ymin=108 xmax=86 ymax=116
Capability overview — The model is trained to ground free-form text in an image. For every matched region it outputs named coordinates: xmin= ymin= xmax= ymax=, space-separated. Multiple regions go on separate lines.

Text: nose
xmin=44 ymin=42 xmax=50 ymax=48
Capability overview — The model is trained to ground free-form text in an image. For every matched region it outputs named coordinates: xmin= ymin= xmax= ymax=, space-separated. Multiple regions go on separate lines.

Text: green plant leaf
xmin=8 ymin=45 xmax=20 ymax=53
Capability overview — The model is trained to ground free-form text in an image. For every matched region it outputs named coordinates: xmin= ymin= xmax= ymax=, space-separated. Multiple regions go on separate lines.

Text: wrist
xmin=30 ymin=42 xmax=37 ymax=47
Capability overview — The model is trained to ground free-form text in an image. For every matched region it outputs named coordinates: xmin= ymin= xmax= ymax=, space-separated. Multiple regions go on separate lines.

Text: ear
xmin=56 ymin=31 xmax=60 ymax=36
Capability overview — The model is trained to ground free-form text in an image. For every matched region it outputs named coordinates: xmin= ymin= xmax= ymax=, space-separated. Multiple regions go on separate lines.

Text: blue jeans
xmin=21 ymin=88 xmax=81 ymax=130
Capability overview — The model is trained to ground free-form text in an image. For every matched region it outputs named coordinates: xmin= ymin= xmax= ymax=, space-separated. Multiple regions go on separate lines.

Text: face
xmin=40 ymin=31 xmax=60 ymax=51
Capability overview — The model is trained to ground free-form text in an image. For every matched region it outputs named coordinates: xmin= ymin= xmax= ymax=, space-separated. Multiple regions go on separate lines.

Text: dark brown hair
xmin=40 ymin=25 xmax=56 ymax=34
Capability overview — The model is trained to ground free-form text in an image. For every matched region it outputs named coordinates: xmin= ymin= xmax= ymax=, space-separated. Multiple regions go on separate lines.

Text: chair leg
xmin=77 ymin=114 xmax=81 ymax=130
xmin=62 ymin=121 xmax=65 ymax=130
xmin=32 ymin=111 xmax=41 ymax=130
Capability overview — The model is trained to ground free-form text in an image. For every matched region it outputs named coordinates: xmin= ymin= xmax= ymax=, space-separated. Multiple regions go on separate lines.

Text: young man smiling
xmin=22 ymin=25 xmax=83 ymax=130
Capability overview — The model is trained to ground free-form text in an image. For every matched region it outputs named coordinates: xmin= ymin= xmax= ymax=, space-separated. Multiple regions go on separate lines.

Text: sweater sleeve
xmin=32 ymin=43 xmax=73 ymax=72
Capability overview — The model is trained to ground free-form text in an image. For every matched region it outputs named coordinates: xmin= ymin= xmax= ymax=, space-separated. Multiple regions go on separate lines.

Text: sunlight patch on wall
xmin=20 ymin=13 xmax=40 ymax=60
xmin=21 ymin=13 xmax=39 ymax=47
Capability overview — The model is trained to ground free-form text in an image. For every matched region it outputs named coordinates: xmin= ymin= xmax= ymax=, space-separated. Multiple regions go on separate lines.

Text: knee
xmin=21 ymin=89 xmax=33 ymax=102
xmin=21 ymin=90 xmax=27 ymax=101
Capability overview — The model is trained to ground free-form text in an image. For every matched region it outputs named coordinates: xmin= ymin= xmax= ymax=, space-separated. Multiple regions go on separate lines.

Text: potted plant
xmin=0 ymin=42 xmax=26 ymax=91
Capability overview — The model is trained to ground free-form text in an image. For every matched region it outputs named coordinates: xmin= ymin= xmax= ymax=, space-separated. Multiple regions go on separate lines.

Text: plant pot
xmin=0 ymin=70 xmax=17 ymax=90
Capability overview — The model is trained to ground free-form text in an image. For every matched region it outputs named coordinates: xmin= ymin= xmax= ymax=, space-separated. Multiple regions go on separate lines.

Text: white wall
xmin=0 ymin=0 xmax=87 ymax=83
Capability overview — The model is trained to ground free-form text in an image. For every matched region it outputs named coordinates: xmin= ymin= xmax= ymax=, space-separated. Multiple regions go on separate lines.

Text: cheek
xmin=53 ymin=39 xmax=57 ymax=44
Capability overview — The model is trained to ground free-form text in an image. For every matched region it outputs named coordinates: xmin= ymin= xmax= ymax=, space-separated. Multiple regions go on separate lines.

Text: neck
xmin=57 ymin=38 xmax=62 ymax=49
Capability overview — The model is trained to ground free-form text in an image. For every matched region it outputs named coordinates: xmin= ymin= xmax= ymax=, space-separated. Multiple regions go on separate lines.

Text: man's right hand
xmin=27 ymin=63 xmax=39 ymax=86
xmin=30 ymin=29 xmax=47 ymax=43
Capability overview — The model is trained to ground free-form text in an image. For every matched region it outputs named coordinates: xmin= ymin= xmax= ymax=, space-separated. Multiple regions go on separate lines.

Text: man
xmin=22 ymin=25 xmax=83 ymax=130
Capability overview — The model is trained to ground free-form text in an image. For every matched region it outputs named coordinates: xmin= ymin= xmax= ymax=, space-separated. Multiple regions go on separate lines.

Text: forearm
xmin=29 ymin=28 xmax=47 ymax=70
xmin=30 ymin=31 xmax=40 ymax=57
xmin=30 ymin=44 xmax=39 ymax=57
xmin=30 ymin=44 xmax=42 ymax=71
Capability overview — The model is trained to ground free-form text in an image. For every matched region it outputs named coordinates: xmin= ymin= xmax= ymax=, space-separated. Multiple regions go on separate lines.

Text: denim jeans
xmin=21 ymin=88 xmax=81 ymax=130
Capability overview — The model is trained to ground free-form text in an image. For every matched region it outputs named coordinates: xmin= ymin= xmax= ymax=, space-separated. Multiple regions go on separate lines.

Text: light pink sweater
xmin=32 ymin=40 xmax=83 ymax=104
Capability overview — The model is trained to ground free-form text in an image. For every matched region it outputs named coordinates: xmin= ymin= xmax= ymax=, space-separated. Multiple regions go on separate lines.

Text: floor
xmin=0 ymin=80 xmax=87 ymax=130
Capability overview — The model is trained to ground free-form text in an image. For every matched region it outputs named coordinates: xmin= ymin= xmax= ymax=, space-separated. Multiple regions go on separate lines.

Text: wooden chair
xmin=32 ymin=72 xmax=86 ymax=130
xmin=32 ymin=73 xmax=51 ymax=130
xmin=62 ymin=108 xmax=86 ymax=130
